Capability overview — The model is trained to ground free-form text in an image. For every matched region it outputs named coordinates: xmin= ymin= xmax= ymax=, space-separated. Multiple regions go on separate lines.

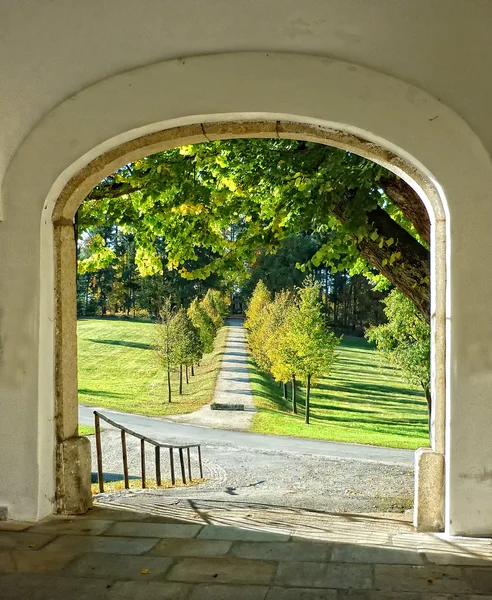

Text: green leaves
xmin=366 ymin=289 xmax=430 ymax=401
xmin=245 ymin=279 xmax=340 ymax=393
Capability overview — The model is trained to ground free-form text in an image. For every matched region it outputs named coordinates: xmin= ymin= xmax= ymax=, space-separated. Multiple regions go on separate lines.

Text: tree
xmin=188 ymin=298 xmax=216 ymax=354
xmin=283 ymin=280 xmax=340 ymax=424
xmin=202 ymin=289 xmax=226 ymax=329
xmin=366 ymin=289 xmax=431 ymax=429
xmin=172 ymin=309 xmax=203 ymax=393
xmin=244 ymin=281 xmax=272 ymax=369
xmin=262 ymin=290 xmax=295 ymax=403
xmin=153 ymin=298 xmax=181 ymax=402
xmin=79 ymin=139 xmax=431 ymax=322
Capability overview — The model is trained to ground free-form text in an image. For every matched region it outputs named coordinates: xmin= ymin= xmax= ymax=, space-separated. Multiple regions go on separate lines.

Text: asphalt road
xmin=79 ymin=404 xmax=413 ymax=466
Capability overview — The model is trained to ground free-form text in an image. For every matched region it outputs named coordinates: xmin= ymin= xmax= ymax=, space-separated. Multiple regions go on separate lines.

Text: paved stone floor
xmin=1 ymin=506 xmax=492 ymax=598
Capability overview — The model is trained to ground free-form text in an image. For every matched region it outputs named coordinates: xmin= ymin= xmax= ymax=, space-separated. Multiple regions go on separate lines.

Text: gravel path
xmin=166 ymin=319 xmax=255 ymax=430
xmin=89 ymin=427 xmax=414 ymax=515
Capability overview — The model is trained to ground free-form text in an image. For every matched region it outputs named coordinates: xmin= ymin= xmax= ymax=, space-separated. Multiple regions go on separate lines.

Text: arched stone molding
xmin=2 ymin=53 xmax=492 ymax=535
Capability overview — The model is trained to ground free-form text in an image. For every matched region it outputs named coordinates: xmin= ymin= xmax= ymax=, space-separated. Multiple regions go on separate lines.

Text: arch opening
xmin=50 ymin=120 xmax=446 ymax=531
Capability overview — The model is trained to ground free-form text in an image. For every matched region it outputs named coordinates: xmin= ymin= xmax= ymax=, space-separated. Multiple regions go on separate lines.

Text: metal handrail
xmin=93 ymin=410 xmax=203 ymax=493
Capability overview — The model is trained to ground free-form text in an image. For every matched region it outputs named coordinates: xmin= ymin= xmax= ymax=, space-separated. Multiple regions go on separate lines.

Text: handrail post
xmin=94 ymin=413 xmax=104 ymax=493
xmin=155 ymin=446 xmax=161 ymax=486
xmin=141 ymin=439 xmax=146 ymax=489
xmin=187 ymin=447 xmax=192 ymax=482
xmin=198 ymin=446 xmax=203 ymax=479
xmin=179 ymin=448 xmax=187 ymax=484
xmin=121 ymin=430 xmax=129 ymax=489
xmin=169 ymin=448 xmax=175 ymax=486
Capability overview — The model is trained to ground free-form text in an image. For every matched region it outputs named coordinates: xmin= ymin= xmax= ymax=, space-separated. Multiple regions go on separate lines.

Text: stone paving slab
xmin=331 ymin=544 xmax=424 ymax=565
xmin=167 ymin=556 xmax=277 ymax=585
xmin=275 ymin=561 xmax=373 ymax=590
xmin=109 ymin=580 xmax=192 ymax=599
xmin=0 ymin=532 xmax=56 ymax=551
xmin=104 ymin=521 xmax=202 ymax=539
xmin=231 ymin=540 xmax=332 ymax=562
xmin=62 ymin=552 xmax=173 ymax=580
xmin=27 ymin=518 xmax=113 ymax=536
xmin=373 ymin=564 xmax=475 ymax=594
xmin=0 ymin=550 xmax=78 ymax=574
xmin=42 ymin=533 xmax=159 ymax=555
xmin=149 ymin=538 xmax=232 ymax=557
xmin=1 ymin=508 xmax=492 ymax=598
xmin=198 ymin=524 xmax=289 ymax=542
xmin=188 ymin=583 xmax=270 ymax=600
xmin=0 ymin=522 xmax=30 ymax=532
xmin=266 ymin=589 xmax=337 ymax=600
xmin=0 ymin=573 xmax=114 ymax=600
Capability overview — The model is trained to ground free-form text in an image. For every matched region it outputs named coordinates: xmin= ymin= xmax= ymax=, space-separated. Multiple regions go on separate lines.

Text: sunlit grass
xmin=78 ymin=318 xmax=227 ymax=416
xmin=79 ymin=425 xmax=96 ymax=436
xmin=249 ymin=336 xmax=429 ymax=449
xmin=92 ymin=477 xmax=204 ymax=495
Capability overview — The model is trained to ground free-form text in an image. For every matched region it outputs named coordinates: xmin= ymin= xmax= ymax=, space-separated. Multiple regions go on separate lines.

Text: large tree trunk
xmin=380 ymin=177 xmax=431 ymax=247
xmin=332 ymin=200 xmax=430 ymax=324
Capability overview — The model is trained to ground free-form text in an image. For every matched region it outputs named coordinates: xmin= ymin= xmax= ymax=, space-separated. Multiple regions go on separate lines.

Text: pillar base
xmin=414 ymin=447 xmax=444 ymax=532
xmin=56 ymin=436 xmax=93 ymax=515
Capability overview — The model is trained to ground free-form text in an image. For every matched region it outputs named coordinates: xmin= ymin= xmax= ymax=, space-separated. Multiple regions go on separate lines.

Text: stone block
xmin=414 ymin=448 xmax=444 ymax=532
xmin=231 ymin=541 xmax=331 ymax=562
xmin=0 ymin=532 xmax=55 ymax=551
xmin=42 ymin=534 xmax=158 ymax=555
xmin=27 ymin=518 xmax=113 ymax=536
xmin=275 ymin=561 xmax=372 ymax=590
xmin=63 ymin=553 xmax=172 ymax=580
xmin=266 ymin=588 xmax=337 ymax=599
xmin=150 ymin=538 xmax=232 ymax=557
xmin=198 ymin=525 xmax=289 ymax=542
xmin=331 ymin=544 xmax=423 ymax=564
xmin=166 ymin=557 xmax=277 ymax=584
xmin=189 ymin=583 xmax=269 ymax=600
xmin=105 ymin=521 xmax=202 ymax=538
xmin=57 ymin=436 xmax=93 ymax=515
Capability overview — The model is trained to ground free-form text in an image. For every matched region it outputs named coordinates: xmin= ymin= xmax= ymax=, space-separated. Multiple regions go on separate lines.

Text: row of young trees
xmin=245 ymin=279 xmax=340 ymax=424
xmin=153 ymin=289 xmax=228 ymax=402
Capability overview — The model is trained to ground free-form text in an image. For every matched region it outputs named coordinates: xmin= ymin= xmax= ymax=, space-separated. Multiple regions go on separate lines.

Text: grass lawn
xmin=79 ymin=425 xmax=95 ymax=436
xmin=249 ymin=336 xmax=429 ymax=449
xmin=78 ymin=318 xmax=227 ymax=416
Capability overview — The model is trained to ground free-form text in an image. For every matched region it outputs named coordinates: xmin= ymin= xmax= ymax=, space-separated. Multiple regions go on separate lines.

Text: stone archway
xmin=51 ymin=120 xmax=446 ymax=531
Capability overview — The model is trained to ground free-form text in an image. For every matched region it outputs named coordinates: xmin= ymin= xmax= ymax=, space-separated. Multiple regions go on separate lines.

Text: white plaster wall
xmin=2 ymin=0 xmax=492 ymax=207
xmin=1 ymin=53 xmax=492 ymax=534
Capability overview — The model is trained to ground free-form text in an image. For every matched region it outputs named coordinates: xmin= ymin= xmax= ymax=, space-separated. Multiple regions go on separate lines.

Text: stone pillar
xmin=414 ymin=448 xmax=444 ymax=531
xmin=413 ymin=216 xmax=446 ymax=531
xmin=54 ymin=222 xmax=92 ymax=514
